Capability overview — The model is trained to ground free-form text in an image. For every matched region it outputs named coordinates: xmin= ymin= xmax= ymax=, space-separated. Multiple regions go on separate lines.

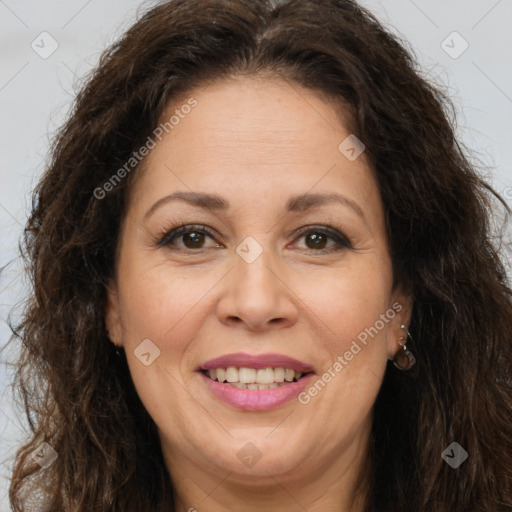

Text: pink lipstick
xmin=198 ymin=352 xmax=314 ymax=411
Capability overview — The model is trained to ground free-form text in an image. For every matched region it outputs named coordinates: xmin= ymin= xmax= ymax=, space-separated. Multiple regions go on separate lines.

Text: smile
xmin=199 ymin=353 xmax=314 ymax=410
xmin=203 ymin=366 xmax=305 ymax=389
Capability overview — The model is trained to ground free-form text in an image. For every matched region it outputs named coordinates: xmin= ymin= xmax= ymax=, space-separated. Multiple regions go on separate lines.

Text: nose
xmin=215 ymin=240 xmax=299 ymax=331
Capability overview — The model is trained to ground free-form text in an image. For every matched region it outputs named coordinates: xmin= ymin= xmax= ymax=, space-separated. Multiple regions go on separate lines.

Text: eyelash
xmin=156 ymin=223 xmax=353 ymax=253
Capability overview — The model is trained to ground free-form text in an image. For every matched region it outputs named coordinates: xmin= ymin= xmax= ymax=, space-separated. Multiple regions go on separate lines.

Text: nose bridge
xmin=234 ymin=234 xmax=280 ymax=296
xmin=216 ymin=233 xmax=297 ymax=329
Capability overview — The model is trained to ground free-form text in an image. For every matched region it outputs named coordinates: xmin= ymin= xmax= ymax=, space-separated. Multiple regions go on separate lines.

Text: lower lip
xmin=200 ymin=372 xmax=313 ymax=411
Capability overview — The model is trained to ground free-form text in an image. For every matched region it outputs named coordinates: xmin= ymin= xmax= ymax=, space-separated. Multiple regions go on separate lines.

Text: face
xmin=106 ymin=76 xmax=411 ymax=502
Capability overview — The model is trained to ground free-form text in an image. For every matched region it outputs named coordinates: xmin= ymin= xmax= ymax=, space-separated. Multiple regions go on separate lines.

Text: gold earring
xmin=392 ymin=324 xmax=416 ymax=370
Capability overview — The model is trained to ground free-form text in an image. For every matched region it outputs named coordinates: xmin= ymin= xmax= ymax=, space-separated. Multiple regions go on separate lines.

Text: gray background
xmin=1 ymin=0 xmax=511 ymax=509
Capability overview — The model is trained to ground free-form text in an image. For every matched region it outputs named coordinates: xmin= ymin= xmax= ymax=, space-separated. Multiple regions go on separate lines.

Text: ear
xmin=105 ymin=279 xmax=123 ymax=348
xmin=386 ymin=284 xmax=413 ymax=359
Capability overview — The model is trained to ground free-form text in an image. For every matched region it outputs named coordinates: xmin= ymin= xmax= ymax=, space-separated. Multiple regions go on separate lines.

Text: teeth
xmin=216 ymin=368 xmax=226 ymax=383
xmin=239 ymin=367 xmax=257 ymax=384
xmin=256 ymin=367 xmax=275 ymax=384
xmin=284 ymin=369 xmax=295 ymax=382
xmin=274 ymin=367 xmax=285 ymax=382
xmin=205 ymin=366 xmax=305 ymax=385
xmin=226 ymin=367 xmax=239 ymax=383
xmin=227 ymin=382 xmax=286 ymax=390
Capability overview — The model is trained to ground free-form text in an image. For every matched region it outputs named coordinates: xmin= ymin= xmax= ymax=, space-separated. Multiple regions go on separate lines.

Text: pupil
xmin=184 ymin=231 xmax=204 ymax=248
xmin=307 ymin=232 xmax=326 ymax=249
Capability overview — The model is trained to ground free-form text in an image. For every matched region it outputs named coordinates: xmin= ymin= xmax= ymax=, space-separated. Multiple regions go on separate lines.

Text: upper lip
xmin=200 ymin=352 xmax=314 ymax=373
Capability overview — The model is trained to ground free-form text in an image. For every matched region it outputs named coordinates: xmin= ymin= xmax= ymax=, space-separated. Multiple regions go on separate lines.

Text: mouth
xmin=201 ymin=366 xmax=308 ymax=390
xmin=198 ymin=353 xmax=314 ymax=410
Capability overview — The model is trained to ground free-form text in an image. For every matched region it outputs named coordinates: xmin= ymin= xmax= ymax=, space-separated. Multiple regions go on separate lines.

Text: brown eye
xmin=294 ymin=226 xmax=352 ymax=253
xmin=304 ymin=232 xmax=328 ymax=250
xmin=182 ymin=230 xmax=206 ymax=249
xmin=158 ymin=225 xmax=220 ymax=250
xmin=158 ymin=224 xmax=352 ymax=254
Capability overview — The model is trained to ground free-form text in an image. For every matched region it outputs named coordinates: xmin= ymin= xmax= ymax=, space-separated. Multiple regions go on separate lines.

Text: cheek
xmin=116 ymin=268 xmax=208 ymax=418
xmin=302 ymin=258 xmax=393 ymax=352
xmin=297 ymin=258 xmax=393 ymax=417
xmin=300 ymin=280 xmax=392 ymax=439
xmin=117 ymin=259 xmax=217 ymax=345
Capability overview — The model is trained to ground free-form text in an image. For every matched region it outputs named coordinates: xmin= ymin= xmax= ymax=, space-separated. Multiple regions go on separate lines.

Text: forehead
xmin=164 ymin=76 xmax=355 ymax=163
xmin=128 ymin=76 xmax=382 ymax=224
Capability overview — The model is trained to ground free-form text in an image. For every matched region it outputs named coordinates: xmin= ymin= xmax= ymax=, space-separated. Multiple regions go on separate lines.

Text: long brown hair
xmin=7 ymin=0 xmax=512 ymax=510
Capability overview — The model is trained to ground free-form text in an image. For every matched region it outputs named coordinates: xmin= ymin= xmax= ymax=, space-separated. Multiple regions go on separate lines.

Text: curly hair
xmin=7 ymin=0 xmax=512 ymax=510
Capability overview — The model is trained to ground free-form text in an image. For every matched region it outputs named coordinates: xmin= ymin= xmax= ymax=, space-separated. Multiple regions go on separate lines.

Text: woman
xmin=8 ymin=0 xmax=512 ymax=510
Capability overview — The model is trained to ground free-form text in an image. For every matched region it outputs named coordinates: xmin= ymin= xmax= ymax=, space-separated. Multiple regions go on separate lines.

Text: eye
xmin=157 ymin=224 xmax=221 ymax=250
xmin=157 ymin=223 xmax=352 ymax=253
xmin=292 ymin=225 xmax=353 ymax=253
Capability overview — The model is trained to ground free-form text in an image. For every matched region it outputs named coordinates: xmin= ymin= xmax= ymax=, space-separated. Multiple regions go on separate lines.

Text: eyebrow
xmin=144 ymin=191 xmax=366 ymax=222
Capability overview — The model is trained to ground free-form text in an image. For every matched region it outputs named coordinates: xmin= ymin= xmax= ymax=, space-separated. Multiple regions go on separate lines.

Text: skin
xmin=106 ymin=75 xmax=412 ymax=512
